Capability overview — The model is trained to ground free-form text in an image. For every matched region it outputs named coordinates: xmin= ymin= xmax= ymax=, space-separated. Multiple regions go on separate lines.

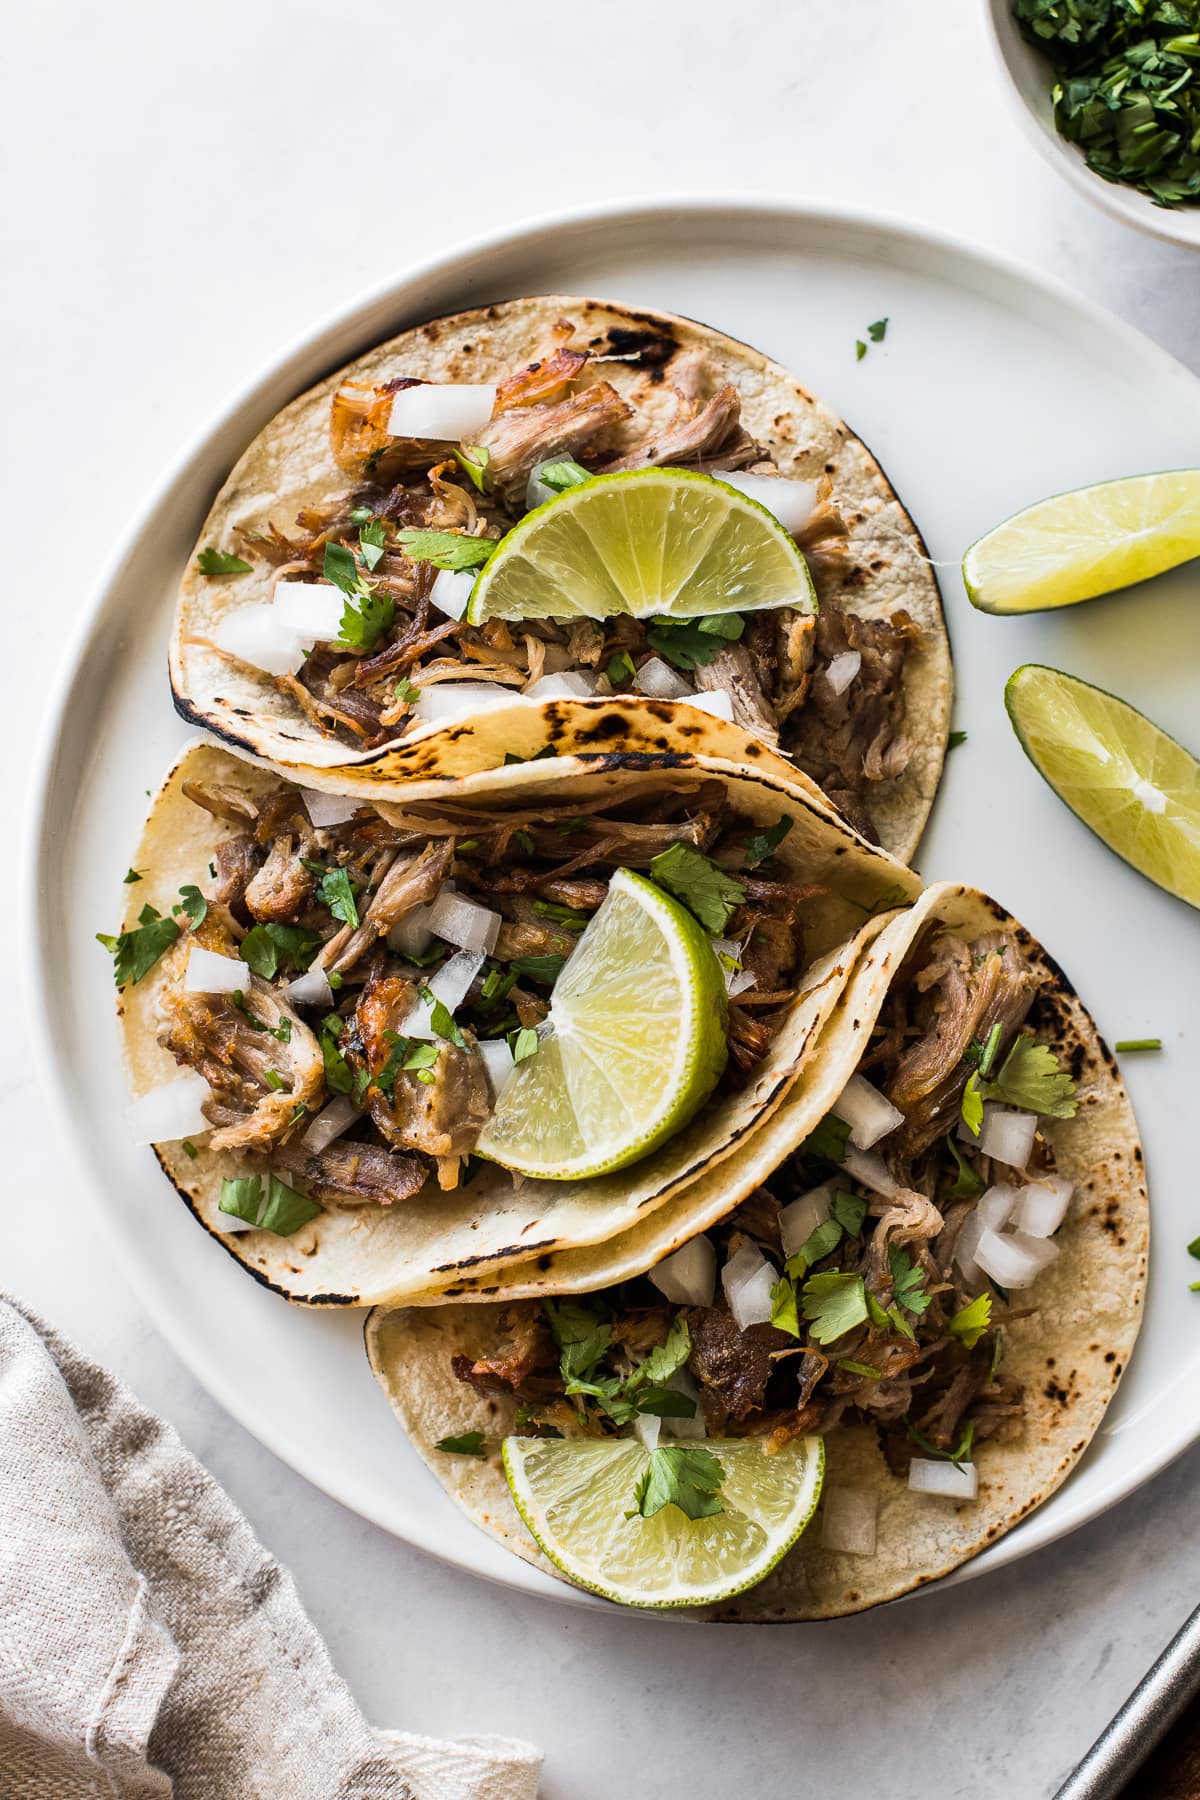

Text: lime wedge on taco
xmin=466 ymin=467 xmax=816 ymax=625
xmin=503 ymin=1434 xmax=824 ymax=1608
xmin=475 ymin=867 xmax=729 ymax=1180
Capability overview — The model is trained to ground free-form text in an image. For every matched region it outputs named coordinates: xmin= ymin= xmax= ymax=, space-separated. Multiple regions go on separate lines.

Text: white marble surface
xmin=6 ymin=3 xmax=1200 ymax=1795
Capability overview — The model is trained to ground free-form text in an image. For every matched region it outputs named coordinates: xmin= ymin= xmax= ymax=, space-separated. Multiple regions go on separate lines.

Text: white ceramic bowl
xmin=983 ymin=0 xmax=1200 ymax=249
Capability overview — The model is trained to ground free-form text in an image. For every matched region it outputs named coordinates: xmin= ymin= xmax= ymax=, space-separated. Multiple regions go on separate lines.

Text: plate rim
xmin=27 ymin=193 xmax=1199 ymax=1615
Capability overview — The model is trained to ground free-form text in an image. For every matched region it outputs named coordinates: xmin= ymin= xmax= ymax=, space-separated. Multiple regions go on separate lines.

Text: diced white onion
xmin=477 ymin=1037 xmax=516 ymax=1098
xmin=908 ymin=1459 xmax=978 ymax=1501
xmin=633 ymin=656 xmax=694 ymax=701
xmin=662 ymin=1368 xmax=707 ymax=1440
xmin=524 ymin=671 xmax=598 ymax=701
xmin=125 ymin=1073 xmax=211 ymax=1145
xmin=842 ymin=1146 xmax=898 ymax=1198
xmin=820 ymin=1486 xmax=878 ymax=1555
xmin=831 ymin=1072 xmax=904 ymax=1151
xmin=284 ymin=966 xmax=334 ymax=1010
xmin=525 ymin=462 xmax=557 ymax=511
xmin=1014 ymin=1175 xmax=1074 ymax=1238
xmin=633 ymin=1412 xmax=661 ymax=1452
xmin=721 ymin=1242 xmax=778 ymax=1331
xmin=824 ymin=650 xmax=862 ymax=698
xmin=414 ymin=681 xmax=513 ymax=724
xmin=272 ymin=581 xmax=345 ymax=641
xmin=213 ymin=603 xmax=305 ymax=677
xmin=184 ymin=946 xmax=245 ymax=994
xmin=779 ymin=1184 xmax=834 ymax=1259
xmin=974 ymin=1227 xmax=1060 ymax=1291
xmin=649 ymin=1235 xmax=716 ymax=1308
xmin=714 ymin=469 xmax=819 ymax=536
xmin=300 ymin=788 xmax=361 ymax=830
xmin=387 ymin=381 xmax=496 ymax=442
xmin=428 ymin=567 xmax=476 ymax=622
xmin=727 ymin=970 xmax=757 ymax=999
xmin=429 ymin=889 xmax=500 ymax=956
xmin=401 ymin=949 xmax=485 ymax=1038
xmin=686 ymin=689 xmax=735 ymax=722
xmin=979 ymin=1107 xmax=1039 ymax=1169
xmin=953 ymin=1184 xmax=1020 ymax=1285
xmin=387 ymin=891 xmax=444 ymax=958
xmin=303 ymin=1095 xmax=360 ymax=1153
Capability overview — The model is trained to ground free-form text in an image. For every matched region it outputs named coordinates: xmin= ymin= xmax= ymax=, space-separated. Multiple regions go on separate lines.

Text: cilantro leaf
xmin=943 ymin=1135 xmax=985 ymax=1202
xmin=418 ymin=985 xmax=466 ymax=1049
xmin=629 ymin=1445 xmax=725 ymax=1521
xmin=791 ymin=1217 xmax=844 ymax=1277
xmin=197 ymin=546 xmax=253 ymax=576
xmin=947 ymin=1292 xmax=993 ymax=1349
xmin=743 ymin=815 xmax=794 ymax=869
xmin=238 ymin=921 xmax=323 ymax=980
xmin=337 ymin=589 xmax=394 ymax=654
xmin=394 ymin=529 xmax=495 ymax=571
xmin=649 ymin=842 xmax=746 ymax=935
xmin=800 ymin=1113 xmax=850 ymax=1165
xmin=605 ymin=650 xmax=636 ymax=686
xmin=855 ymin=339 xmax=867 ymax=362
xmin=868 ymin=317 xmax=888 ymax=342
xmin=627 ymin=1317 xmax=692 ymax=1391
xmin=508 ymin=1026 xmax=539 ymax=1064
xmin=508 ymin=954 xmax=566 ymax=987
xmin=123 ymin=868 xmax=143 ymax=884
xmin=435 ymin=1430 xmax=487 ymax=1457
xmin=454 ymin=445 xmax=490 ymax=493
xmin=358 ymin=517 xmax=388 ymax=571
xmin=770 ymin=1274 xmax=801 ymax=1337
xmin=644 ymin=612 xmax=745 ymax=671
xmin=948 ymin=729 xmax=968 ymax=750
xmin=631 ymin=1386 xmax=697 ymax=1419
xmin=981 ymin=1034 xmax=1077 ymax=1118
xmin=316 ymin=867 xmax=360 ymax=930
xmin=393 ymin=677 xmax=421 ymax=704
xmin=801 ymin=1272 xmax=868 ymax=1344
xmin=544 ymin=1299 xmax=612 ymax=1389
xmin=322 ymin=540 xmax=365 ymax=596
xmin=535 ymin=459 xmax=591 ymax=495
xmin=906 ymin=1416 xmax=976 ymax=1469
xmin=888 ymin=1245 xmax=930 ymax=1317
xmin=532 ymin=900 xmax=589 ymax=931
xmin=319 ymin=1012 xmax=354 ymax=1096
xmin=961 ymin=1071 xmax=984 ymax=1136
xmin=218 ymin=1173 xmax=320 ymax=1236
xmin=175 ymin=885 xmax=207 ymax=928
xmin=97 ymin=904 xmax=180 ymax=989
xmin=830 ymin=1189 xmax=868 ymax=1236
xmin=838 ymin=1359 xmax=881 ymax=1379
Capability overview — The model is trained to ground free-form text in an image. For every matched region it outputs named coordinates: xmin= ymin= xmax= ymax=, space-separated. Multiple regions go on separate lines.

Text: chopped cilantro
xmin=628 ymin=1445 xmax=725 ymax=1522
xmin=394 ymin=529 xmax=495 ymax=571
xmin=948 ymin=729 xmax=968 ymax=750
xmin=316 ymin=866 xmax=360 ymax=930
xmin=649 ymin=842 xmax=746 ymax=935
xmin=513 ymin=829 xmax=535 ymax=855
xmin=536 ymin=459 xmax=591 ymax=495
xmin=123 ymin=868 xmax=143 ymax=884
xmin=644 ymin=611 xmax=745 ymax=672
xmin=855 ymin=339 xmax=867 ymax=362
xmin=508 ymin=954 xmax=566 ymax=986
xmin=605 ymin=650 xmax=637 ymax=686
xmin=801 ymin=1271 xmax=869 ymax=1344
xmin=626 ymin=1317 xmax=693 ymax=1392
xmin=358 ymin=517 xmax=388 ymax=572
xmin=197 ymin=546 xmax=253 ymax=576
xmin=770 ymin=1275 xmax=801 ymax=1337
xmin=453 ymin=444 xmax=491 ymax=493
xmin=961 ymin=1071 xmax=984 ymax=1136
xmin=319 ymin=1013 xmax=354 ymax=1096
xmin=97 ymin=902 xmax=180 ymax=989
xmin=943 ymin=1136 xmax=985 ymax=1202
xmin=1115 ymin=1038 xmax=1162 ymax=1052
xmin=868 ymin=318 xmax=888 ymax=342
xmin=239 ymin=921 xmax=322 ymax=979
xmin=743 ymin=815 xmax=794 ymax=869
xmin=337 ymin=589 xmax=394 ymax=654
xmin=348 ymin=505 xmax=374 ymax=526
xmin=982 ymin=1034 xmax=1077 ymax=1118
xmin=419 ymin=985 xmax=467 ymax=1049
xmin=218 ymin=1173 xmax=320 ymax=1236
xmin=830 ymin=1189 xmax=868 ymax=1236
xmin=508 ymin=1026 xmax=539 ymax=1064
xmin=795 ymin=1217 xmax=844 ymax=1272
xmin=532 ymin=900 xmax=590 ymax=931
xmin=977 ymin=1022 xmax=1004 ymax=1078
xmin=180 ymin=1139 xmax=198 ymax=1160
xmin=1188 ymin=1234 xmax=1200 ymax=1260
xmin=948 ymin=1292 xmax=993 ymax=1349
xmin=837 ymin=1359 xmax=881 ymax=1379
xmin=905 ymin=1416 xmax=976 ymax=1468
xmin=393 ymin=677 xmax=421 ymax=704
xmin=435 ymin=1430 xmax=487 ymax=1457
xmin=544 ymin=1299 xmax=612 ymax=1387
xmin=799 ymin=1113 xmax=850 ymax=1165
xmin=888 ymin=1246 xmax=930 ymax=1317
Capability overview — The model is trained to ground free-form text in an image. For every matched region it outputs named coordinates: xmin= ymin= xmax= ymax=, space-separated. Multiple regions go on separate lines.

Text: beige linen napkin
xmin=0 ymin=1296 xmax=541 ymax=1799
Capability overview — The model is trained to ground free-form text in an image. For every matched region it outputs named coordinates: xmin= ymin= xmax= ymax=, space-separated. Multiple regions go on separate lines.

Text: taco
xmin=105 ymin=741 xmax=920 ymax=1306
xmin=171 ymin=295 xmax=950 ymax=859
xmin=365 ymin=881 xmax=1146 ymax=1615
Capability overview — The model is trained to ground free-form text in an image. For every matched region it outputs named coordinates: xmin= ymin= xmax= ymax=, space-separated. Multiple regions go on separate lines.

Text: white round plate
xmin=31 ymin=199 xmax=1200 ymax=1614
xmin=982 ymin=0 xmax=1200 ymax=250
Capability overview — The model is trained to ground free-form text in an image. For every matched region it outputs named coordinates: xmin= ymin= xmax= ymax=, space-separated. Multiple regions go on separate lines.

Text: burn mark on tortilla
xmin=596 ymin=324 xmax=678 ymax=367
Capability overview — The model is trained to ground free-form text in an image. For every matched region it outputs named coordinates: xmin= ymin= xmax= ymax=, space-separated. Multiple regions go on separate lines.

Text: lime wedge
xmin=964 ymin=471 xmax=1200 ymax=614
xmin=475 ymin=868 xmax=727 ymax=1180
xmin=503 ymin=1434 xmax=824 ymax=1608
xmin=1006 ymin=664 xmax=1200 ymax=908
xmin=467 ymin=468 xmax=816 ymax=625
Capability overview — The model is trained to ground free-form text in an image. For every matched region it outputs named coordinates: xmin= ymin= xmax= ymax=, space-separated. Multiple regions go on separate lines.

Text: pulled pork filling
xmin=199 ymin=320 xmax=920 ymax=841
xmin=155 ymin=773 xmax=817 ymax=1207
xmin=453 ymin=924 xmax=1079 ymax=1479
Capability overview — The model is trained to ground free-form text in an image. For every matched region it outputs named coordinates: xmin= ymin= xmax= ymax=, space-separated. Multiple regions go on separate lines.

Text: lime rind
xmin=474 ymin=868 xmax=728 ymax=1180
xmin=964 ymin=469 xmax=1200 ymax=615
xmin=466 ymin=468 xmax=816 ymax=627
xmin=502 ymin=1434 xmax=825 ymax=1608
xmin=1006 ymin=663 xmax=1200 ymax=909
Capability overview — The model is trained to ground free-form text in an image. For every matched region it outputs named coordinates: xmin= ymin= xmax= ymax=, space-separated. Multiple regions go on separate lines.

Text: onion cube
xmin=908 ymin=1458 xmax=978 ymax=1500
xmin=721 ymin=1242 xmax=778 ymax=1330
xmin=649 ymin=1235 xmax=717 ymax=1308
xmin=184 ymin=946 xmax=245 ymax=994
xmin=779 ymin=1184 xmax=834 ymax=1259
xmin=831 ymin=1072 xmax=904 ymax=1150
xmin=1014 ymin=1176 xmax=1073 ymax=1238
xmin=387 ymin=381 xmax=497 ymax=442
xmin=125 ymin=1074 xmax=211 ymax=1145
xmin=713 ymin=469 xmax=818 ymax=536
xmin=974 ymin=1227 xmax=1060 ymax=1291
